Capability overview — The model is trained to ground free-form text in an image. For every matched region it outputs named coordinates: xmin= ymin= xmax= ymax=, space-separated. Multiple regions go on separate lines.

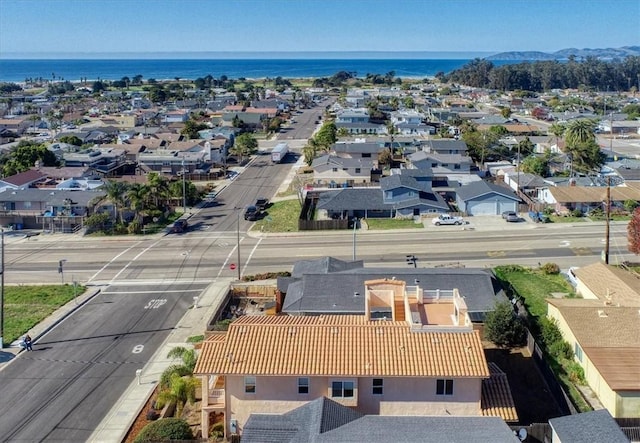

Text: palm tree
xmin=564 ymin=119 xmax=596 ymax=149
xmin=127 ymin=183 xmax=149 ymax=224
xmin=548 ymin=122 xmax=566 ymax=149
xmin=156 ymin=346 xmax=199 ymax=416
xmin=103 ymin=180 xmax=128 ymax=224
xmin=146 ymin=172 xmax=169 ymax=210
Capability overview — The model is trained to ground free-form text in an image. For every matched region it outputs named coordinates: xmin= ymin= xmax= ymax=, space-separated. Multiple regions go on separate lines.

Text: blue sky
xmin=1 ymin=0 xmax=638 ymax=57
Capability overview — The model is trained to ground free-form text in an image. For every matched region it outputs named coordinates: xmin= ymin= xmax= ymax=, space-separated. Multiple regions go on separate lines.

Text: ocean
xmin=0 ymin=58 xmax=514 ymax=83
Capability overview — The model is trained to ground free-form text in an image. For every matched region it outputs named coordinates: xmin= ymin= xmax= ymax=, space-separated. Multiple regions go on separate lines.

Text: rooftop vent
xmin=597 ymin=310 xmax=608 ymax=318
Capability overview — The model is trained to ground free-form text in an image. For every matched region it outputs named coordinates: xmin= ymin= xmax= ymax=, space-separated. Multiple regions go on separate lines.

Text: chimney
xmin=275 ymin=289 xmax=283 ymax=314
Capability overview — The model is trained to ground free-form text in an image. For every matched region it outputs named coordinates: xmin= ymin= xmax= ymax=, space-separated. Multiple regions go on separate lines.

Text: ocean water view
xmin=0 ymin=58 xmax=514 ymax=83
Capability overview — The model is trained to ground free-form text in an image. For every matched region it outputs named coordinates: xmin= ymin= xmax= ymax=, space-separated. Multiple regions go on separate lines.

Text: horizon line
xmin=1 ymin=50 xmax=497 ymax=60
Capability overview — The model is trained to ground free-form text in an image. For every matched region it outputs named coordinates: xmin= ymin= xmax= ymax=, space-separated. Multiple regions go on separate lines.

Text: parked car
xmin=255 ymin=198 xmax=269 ymax=211
xmin=432 ymin=214 xmax=464 ymax=226
xmin=502 ymin=211 xmax=520 ymax=222
xmin=244 ymin=205 xmax=259 ymax=221
xmin=172 ymin=219 xmax=188 ymax=233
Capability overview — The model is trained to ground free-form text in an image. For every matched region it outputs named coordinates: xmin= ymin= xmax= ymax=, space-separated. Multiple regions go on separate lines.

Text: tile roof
xmin=573 ymin=263 xmax=640 ymax=306
xmin=481 ymin=363 xmax=519 ymax=422
xmin=194 ymin=315 xmax=489 ymax=379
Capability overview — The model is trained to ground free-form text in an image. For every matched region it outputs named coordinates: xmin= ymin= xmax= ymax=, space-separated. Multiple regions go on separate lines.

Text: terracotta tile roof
xmin=481 ymin=363 xmax=519 ymax=422
xmin=194 ymin=315 xmax=489 ymax=378
xmin=574 ymin=263 xmax=640 ymax=306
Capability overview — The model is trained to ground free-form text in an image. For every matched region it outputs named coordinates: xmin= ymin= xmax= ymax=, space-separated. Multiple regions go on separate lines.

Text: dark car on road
xmin=255 ymin=198 xmax=269 ymax=211
xmin=244 ymin=205 xmax=259 ymax=221
xmin=172 ymin=219 xmax=189 ymax=233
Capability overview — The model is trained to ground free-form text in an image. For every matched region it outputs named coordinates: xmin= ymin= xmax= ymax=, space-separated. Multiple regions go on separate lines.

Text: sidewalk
xmin=89 ymin=278 xmax=232 ymax=443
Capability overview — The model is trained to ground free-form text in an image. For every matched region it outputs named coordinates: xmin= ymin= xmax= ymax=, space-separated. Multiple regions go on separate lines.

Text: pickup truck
xmin=431 ymin=214 xmax=464 ymax=226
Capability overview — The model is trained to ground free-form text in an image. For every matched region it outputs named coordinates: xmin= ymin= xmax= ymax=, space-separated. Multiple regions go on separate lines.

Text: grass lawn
xmin=253 ymin=199 xmax=301 ymax=233
xmin=365 ymin=218 xmax=424 ymax=230
xmin=3 ymin=284 xmax=84 ymax=345
xmin=548 ymin=215 xmax=586 ymax=223
xmin=493 ymin=266 xmax=575 ymax=317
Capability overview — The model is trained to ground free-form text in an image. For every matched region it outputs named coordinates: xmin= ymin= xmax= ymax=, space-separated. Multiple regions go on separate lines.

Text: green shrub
xmin=539 ymin=317 xmax=563 ymax=349
xmin=134 ymin=418 xmax=193 ymax=442
xmin=549 ymin=340 xmax=573 ymax=360
xmin=624 ymin=199 xmax=639 ymax=212
xmin=567 ymin=361 xmax=586 ymax=384
xmin=210 ymin=422 xmax=225 ymax=439
xmin=484 ymin=301 xmax=526 ymax=348
xmin=540 ymin=262 xmax=560 ymax=275
xmin=570 ymin=209 xmax=583 ymax=217
xmin=497 ymin=264 xmax=527 ymax=273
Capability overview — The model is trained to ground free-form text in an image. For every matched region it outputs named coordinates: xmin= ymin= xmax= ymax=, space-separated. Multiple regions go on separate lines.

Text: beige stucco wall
xmin=547 ymin=304 xmax=640 ymax=418
xmin=225 ymin=374 xmax=483 ymax=433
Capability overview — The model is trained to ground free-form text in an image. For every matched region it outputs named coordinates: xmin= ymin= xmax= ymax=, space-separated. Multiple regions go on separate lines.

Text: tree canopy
xmin=443 ymin=56 xmax=640 ymax=92
xmin=229 ymin=133 xmax=258 ymax=163
xmin=2 ymin=141 xmax=59 ymax=176
xmin=484 ymin=301 xmax=526 ymax=348
xmin=628 ymin=207 xmax=640 ymax=255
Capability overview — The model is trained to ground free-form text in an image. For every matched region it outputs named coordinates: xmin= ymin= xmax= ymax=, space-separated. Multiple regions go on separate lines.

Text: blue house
xmin=456 ymin=181 xmax=520 ymax=216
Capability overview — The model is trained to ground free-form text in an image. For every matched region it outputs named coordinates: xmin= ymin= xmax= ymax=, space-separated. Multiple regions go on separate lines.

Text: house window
xmin=331 ymin=381 xmax=354 ymax=398
xmin=355 ymin=168 xmax=361 ymax=173
xmin=372 ymin=378 xmax=383 ymax=395
xmin=24 ymin=201 xmax=32 ymax=209
xmin=298 ymin=377 xmax=309 ymax=394
xmin=436 ymin=379 xmax=454 ymax=396
xmin=574 ymin=343 xmax=583 ymax=362
xmin=432 ymin=163 xmax=438 ymax=167
xmin=362 ymin=153 xmax=371 ymax=158
xmin=342 ymin=168 xmax=348 ymax=171
xmin=454 ymin=164 xmax=460 ymax=170
xmin=332 ymin=168 xmax=338 ymax=172
xmin=244 ymin=376 xmax=256 ymax=394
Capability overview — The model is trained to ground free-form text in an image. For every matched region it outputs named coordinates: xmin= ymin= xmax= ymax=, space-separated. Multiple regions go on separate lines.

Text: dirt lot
xmin=484 ymin=344 xmax=564 ymax=425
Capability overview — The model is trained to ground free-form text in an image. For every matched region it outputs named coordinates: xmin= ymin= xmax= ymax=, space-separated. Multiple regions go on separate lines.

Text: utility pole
xmin=181 ymin=159 xmax=187 ymax=215
xmin=604 ymin=176 xmax=611 ymax=265
xmin=406 ymin=255 xmax=418 ymax=268
xmin=0 ymin=229 xmax=4 ymax=348
xmin=352 ymin=218 xmax=358 ymax=260
xmin=236 ymin=211 xmax=241 ymax=280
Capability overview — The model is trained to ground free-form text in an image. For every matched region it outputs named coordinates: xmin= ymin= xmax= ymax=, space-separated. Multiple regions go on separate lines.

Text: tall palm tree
xmin=564 ymin=119 xmax=596 ymax=149
xmin=548 ymin=122 xmax=566 ymax=148
xmin=102 ymin=180 xmax=128 ymax=224
xmin=146 ymin=172 xmax=169 ymax=210
xmin=127 ymin=183 xmax=149 ymax=224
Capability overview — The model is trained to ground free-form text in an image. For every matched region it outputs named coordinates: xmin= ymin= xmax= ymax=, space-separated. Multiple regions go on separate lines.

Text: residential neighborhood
xmin=1 ymin=55 xmax=640 ymax=443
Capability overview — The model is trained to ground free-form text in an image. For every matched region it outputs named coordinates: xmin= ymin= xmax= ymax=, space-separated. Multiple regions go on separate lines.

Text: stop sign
xmin=230 ymin=263 xmax=237 ymax=270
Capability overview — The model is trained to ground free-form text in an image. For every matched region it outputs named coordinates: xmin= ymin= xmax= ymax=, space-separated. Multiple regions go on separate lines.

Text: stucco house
xmin=456 ymin=181 xmax=520 ymax=215
xmin=194 ymin=277 xmax=516 ymax=438
xmin=546 ymin=262 xmax=640 ymax=419
xmin=407 ymin=151 xmax=473 ymax=176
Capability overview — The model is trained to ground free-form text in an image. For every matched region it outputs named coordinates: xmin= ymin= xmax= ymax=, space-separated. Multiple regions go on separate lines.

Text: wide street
xmin=0 ymin=101 xmax=634 ymax=441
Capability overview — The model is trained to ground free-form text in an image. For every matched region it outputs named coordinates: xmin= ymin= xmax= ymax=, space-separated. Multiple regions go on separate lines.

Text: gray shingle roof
xmin=243 ymin=398 xmax=519 ymax=443
xmin=241 ymin=397 xmax=363 ymax=443
xmin=316 ymin=188 xmax=385 ymax=211
xmin=456 ymin=181 xmax=519 ymax=202
xmin=549 ymin=409 xmax=629 ymax=443
xmin=281 ymin=261 xmax=507 ymax=320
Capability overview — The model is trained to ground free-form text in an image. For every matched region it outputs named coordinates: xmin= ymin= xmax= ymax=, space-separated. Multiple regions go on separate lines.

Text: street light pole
xmin=181 ymin=159 xmax=187 ymax=215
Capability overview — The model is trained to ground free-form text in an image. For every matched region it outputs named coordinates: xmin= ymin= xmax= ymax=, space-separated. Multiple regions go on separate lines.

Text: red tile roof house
xmin=195 ymin=278 xmax=517 ymax=438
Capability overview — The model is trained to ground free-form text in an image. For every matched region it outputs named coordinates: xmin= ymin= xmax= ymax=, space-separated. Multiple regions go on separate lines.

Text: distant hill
xmin=486 ymin=46 xmax=640 ymax=60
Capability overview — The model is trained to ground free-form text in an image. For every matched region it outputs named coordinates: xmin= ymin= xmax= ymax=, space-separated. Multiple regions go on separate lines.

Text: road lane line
xmin=86 ymin=240 xmax=146 ymax=284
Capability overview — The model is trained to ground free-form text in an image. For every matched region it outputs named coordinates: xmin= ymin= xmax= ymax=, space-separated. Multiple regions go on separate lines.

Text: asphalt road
xmin=0 ymin=281 xmax=207 ymax=442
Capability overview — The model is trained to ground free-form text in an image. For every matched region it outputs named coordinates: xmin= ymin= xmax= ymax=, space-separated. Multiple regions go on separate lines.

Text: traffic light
xmin=406 ymin=255 xmax=418 ymax=268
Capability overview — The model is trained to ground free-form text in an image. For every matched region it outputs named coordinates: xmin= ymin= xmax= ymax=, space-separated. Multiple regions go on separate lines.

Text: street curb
xmin=32 ymin=288 xmax=102 ymax=343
